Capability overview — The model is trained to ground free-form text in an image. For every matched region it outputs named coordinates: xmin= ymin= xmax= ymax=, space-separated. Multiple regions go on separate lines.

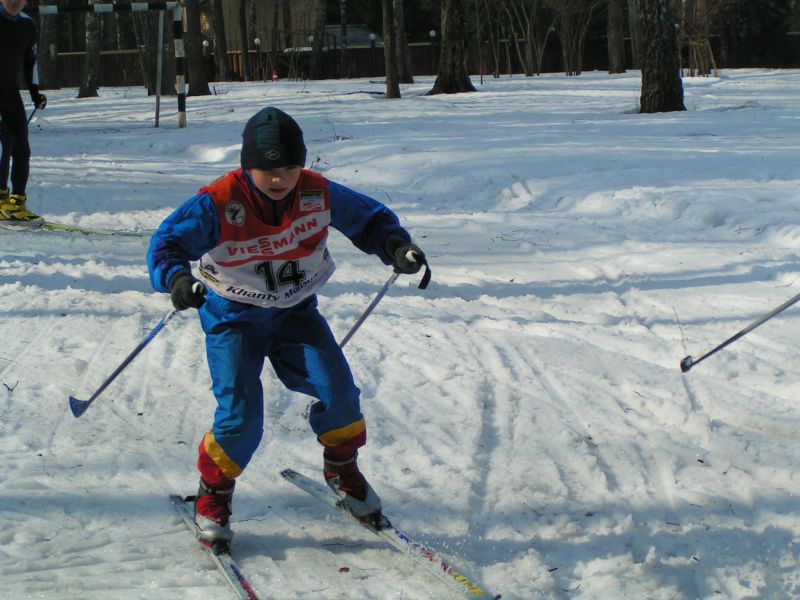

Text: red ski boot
xmin=323 ymin=451 xmax=382 ymax=522
xmin=194 ymin=478 xmax=235 ymax=548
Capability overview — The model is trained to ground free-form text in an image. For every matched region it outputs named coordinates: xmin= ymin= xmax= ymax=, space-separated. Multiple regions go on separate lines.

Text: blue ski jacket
xmin=147 ymin=169 xmax=411 ymax=326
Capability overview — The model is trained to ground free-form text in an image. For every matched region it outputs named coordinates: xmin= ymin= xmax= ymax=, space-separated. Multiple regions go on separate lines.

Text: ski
xmin=169 ymin=494 xmax=261 ymax=600
xmin=0 ymin=219 xmax=152 ymax=236
xmin=280 ymin=468 xmax=500 ymax=600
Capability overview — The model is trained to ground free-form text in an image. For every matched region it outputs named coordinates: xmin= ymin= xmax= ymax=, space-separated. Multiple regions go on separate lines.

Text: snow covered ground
xmin=2 ymin=68 xmax=800 ymax=599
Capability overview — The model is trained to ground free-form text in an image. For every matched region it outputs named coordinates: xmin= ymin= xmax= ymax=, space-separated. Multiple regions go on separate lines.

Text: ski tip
xmin=169 ymin=493 xmax=192 ymax=503
xmin=68 ymin=396 xmax=90 ymax=417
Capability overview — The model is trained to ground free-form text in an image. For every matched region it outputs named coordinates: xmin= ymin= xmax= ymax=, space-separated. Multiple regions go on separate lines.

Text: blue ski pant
xmin=197 ymin=296 xmax=365 ymax=483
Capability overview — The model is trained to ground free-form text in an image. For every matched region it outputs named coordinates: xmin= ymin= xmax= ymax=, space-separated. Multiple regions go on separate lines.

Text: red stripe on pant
xmin=320 ymin=429 xmax=367 ymax=460
xmin=197 ymin=437 xmax=236 ymax=487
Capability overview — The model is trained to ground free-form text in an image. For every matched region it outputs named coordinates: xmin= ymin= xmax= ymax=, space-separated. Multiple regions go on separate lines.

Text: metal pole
xmin=155 ymin=9 xmax=164 ymax=127
xmin=69 ymin=309 xmax=178 ymax=417
xmin=339 ymin=272 xmax=400 ymax=349
xmin=680 ymin=290 xmax=800 ymax=372
xmin=173 ymin=5 xmax=186 ymax=128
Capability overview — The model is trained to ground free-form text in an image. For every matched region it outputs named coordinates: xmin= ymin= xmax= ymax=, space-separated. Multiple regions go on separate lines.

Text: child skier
xmin=147 ymin=106 xmax=425 ymax=546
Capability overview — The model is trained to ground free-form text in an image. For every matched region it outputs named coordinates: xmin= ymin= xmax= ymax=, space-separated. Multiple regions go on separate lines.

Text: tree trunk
xmin=551 ymin=0 xmax=599 ymax=76
xmin=38 ymin=3 xmax=60 ymax=89
xmin=78 ymin=2 xmax=100 ymax=98
xmin=382 ymin=0 xmax=401 ymax=97
xmin=340 ymin=0 xmax=349 ymax=78
xmin=607 ymin=0 xmax=626 ymax=73
xmin=282 ymin=0 xmax=292 ymax=50
xmin=269 ymin=0 xmax=280 ymax=76
xmin=394 ymin=0 xmax=413 ymax=83
xmin=133 ymin=11 xmax=174 ymax=96
xmin=212 ymin=0 xmax=232 ymax=80
xmin=428 ymin=0 xmax=476 ymax=94
xmin=627 ymin=0 xmax=640 ymax=68
xmin=637 ymin=0 xmax=684 ymax=113
xmin=248 ymin=0 xmax=259 ymax=79
xmin=311 ymin=0 xmax=326 ymax=79
xmin=238 ymin=0 xmax=251 ymax=81
xmin=114 ymin=0 xmax=138 ymax=87
xmin=184 ymin=0 xmax=211 ymax=94
xmin=483 ymin=0 xmax=501 ymax=77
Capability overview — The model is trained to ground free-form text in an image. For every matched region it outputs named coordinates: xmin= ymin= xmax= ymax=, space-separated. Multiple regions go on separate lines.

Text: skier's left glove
xmin=29 ymin=87 xmax=47 ymax=110
xmin=168 ymin=270 xmax=207 ymax=310
xmin=385 ymin=236 xmax=425 ymax=275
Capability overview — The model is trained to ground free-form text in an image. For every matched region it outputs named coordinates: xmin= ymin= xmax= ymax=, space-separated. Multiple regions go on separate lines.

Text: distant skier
xmin=0 ymin=0 xmax=47 ymax=222
xmin=147 ymin=106 xmax=425 ymax=546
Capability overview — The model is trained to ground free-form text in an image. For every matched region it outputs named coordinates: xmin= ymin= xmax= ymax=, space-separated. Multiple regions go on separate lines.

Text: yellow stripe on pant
xmin=202 ymin=431 xmax=243 ymax=480
xmin=318 ymin=417 xmax=366 ymax=448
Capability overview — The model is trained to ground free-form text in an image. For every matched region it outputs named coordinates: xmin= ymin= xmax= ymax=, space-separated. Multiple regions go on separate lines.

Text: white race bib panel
xmin=198 ymin=170 xmax=336 ymax=309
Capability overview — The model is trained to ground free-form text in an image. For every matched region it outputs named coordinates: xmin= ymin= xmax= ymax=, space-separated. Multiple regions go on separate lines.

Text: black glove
xmin=168 ymin=270 xmax=207 ymax=310
xmin=29 ymin=89 xmax=47 ymax=110
xmin=386 ymin=236 xmax=425 ymax=275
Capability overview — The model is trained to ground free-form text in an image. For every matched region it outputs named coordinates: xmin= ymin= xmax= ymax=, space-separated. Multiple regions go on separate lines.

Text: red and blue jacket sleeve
xmin=147 ymin=193 xmax=220 ymax=293
xmin=328 ymin=181 xmax=411 ymax=266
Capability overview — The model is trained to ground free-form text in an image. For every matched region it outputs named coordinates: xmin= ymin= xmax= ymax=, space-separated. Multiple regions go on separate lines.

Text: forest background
xmin=21 ymin=0 xmax=800 ymax=98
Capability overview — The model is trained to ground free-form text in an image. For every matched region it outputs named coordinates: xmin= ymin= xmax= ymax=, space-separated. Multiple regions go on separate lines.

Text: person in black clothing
xmin=0 ymin=0 xmax=47 ymax=222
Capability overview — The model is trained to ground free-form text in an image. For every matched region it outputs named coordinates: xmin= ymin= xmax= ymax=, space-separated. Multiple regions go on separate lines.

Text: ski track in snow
xmin=2 ymin=71 xmax=800 ymax=598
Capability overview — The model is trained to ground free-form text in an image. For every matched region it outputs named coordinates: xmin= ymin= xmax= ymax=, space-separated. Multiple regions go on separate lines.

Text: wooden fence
xmin=46 ymin=42 xmax=568 ymax=90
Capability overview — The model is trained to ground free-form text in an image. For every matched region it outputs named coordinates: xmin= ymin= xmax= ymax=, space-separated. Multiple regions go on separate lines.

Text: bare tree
xmin=211 ymin=0 xmax=232 ymax=81
xmin=503 ymin=0 xmax=557 ymax=76
xmin=133 ymin=10 xmax=175 ymax=95
xmin=674 ymin=0 xmax=718 ymax=76
xmin=395 ymin=0 xmax=414 ymax=83
xmin=607 ymin=0 xmax=626 ymax=73
xmin=638 ymin=0 xmax=685 ymax=112
xmin=184 ymin=0 xmax=211 ymax=94
xmin=429 ymin=0 xmax=476 ymax=94
xmin=282 ymin=0 xmax=293 ymax=50
xmin=38 ymin=3 xmax=60 ymax=89
xmin=78 ymin=0 xmax=100 ymax=98
xmin=482 ymin=0 xmax=503 ymax=77
xmin=248 ymin=0 xmax=259 ymax=79
xmin=546 ymin=0 xmax=602 ymax=76
xmin=113 ymin=0 xmax=139 ymax=86
xmin=238 ymin=0 xmax=252 ymax=80
xmin=266 ymin=0 xmax=279 ymax=77
xmin=311 ymin=0 xmax=327 ymax=79
xmin=382 ymin=0 xmax=401 ymax=97
xmin=340 ymin=0 xmax=349 ymax=78
xmin=627 ymin=0 xmax=640 ymax=67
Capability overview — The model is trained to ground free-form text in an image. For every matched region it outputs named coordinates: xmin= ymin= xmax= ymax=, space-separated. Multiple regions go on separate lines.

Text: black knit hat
xmin=240 ymin=107 xmax=307 ymax=170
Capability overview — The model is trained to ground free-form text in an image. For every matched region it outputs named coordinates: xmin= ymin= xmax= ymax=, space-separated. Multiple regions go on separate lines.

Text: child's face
xmin=249 ymin=166 xmax=301 ymax=201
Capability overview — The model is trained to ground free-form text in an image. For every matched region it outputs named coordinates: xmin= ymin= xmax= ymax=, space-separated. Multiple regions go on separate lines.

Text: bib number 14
xmin=255 ymin=260 xmax=306 ymax=292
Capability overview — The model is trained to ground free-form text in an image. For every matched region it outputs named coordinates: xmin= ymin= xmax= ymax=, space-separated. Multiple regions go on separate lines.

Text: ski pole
xmin=680 ymin=290 xmax=800 ymax=373
xmin=69 ymin=308 xmax=178 ymax=417
xmin=27 ymin=108 xmax=37 ymax=124
xmin=339 ymin=254 xmax=431 ymax=349
xmin=339 ymin=272 xmax=400 ymax=349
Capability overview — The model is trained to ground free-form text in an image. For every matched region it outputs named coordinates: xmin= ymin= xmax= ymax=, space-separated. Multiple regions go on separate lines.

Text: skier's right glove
xmin=168 ymin=270 xmax=207 ymax=310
